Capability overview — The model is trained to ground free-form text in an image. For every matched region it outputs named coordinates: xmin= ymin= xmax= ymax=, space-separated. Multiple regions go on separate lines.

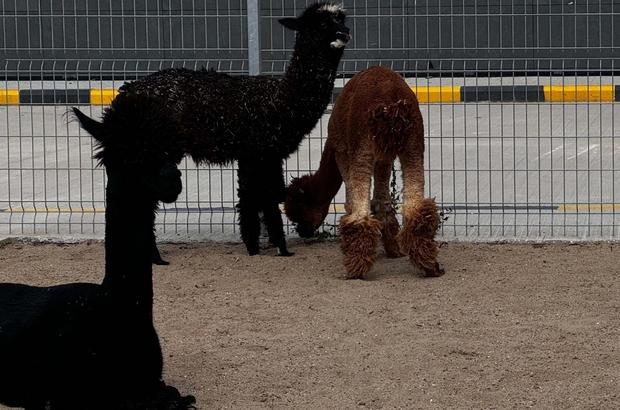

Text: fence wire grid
xmin=1 ymin=0 xmax=619 ymax=243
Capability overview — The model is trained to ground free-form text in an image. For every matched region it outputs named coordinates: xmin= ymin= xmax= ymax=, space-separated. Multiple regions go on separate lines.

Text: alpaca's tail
xmin=72 ymin=107 xmax=103 ymax=138
xmin=369 ymin=99 xmax=414 ymax=158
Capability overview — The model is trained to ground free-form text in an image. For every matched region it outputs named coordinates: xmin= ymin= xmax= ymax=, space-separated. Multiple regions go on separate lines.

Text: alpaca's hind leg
xmin=237 ymin=159 xmax=291 ymax=256
xmin=339 ymin=152 xmax=381 ymax=279
xmin=398 ymin=197 xmax=444 ymax=276
xmin=397 ymin=144 xmax=444 ymax=277
xmin=371 ymin=159 xmax=404 ymax=258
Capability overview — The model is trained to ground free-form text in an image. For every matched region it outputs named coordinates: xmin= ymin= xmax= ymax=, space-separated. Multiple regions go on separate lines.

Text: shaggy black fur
xmin=0 ymin=94 xmax=195 ymax=409
xmin=118 ymin=2 xmax=350 ymax=257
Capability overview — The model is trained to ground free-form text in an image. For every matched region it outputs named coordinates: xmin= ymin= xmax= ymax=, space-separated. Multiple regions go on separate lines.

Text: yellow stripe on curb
xmin=90 ymin=89 xmax=118 ymax=105
xmin=411 ymin=86 xmax=461 ymax=103
xmin=557 ymin=204 xmax=620 ymax=211
xmin=0 ymin=90 xmax=20 ymax=105
xmin=543 ymin=85 xmax=614 ymax=102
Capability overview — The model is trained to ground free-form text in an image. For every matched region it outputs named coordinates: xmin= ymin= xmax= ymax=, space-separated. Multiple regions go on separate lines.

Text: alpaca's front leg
xmin=151 ymin=237 xmax=169 ymax=265
xmin=237 ymin=162 xmax=263 ymax=255
xmin=261 ymin=159 xmax=292 ymax=256
xmin=262 ymin=201 xmax=292 ymax=256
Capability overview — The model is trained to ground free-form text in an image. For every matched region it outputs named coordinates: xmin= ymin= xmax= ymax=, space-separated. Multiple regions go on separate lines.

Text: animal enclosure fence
xmin=1 ymin=0 xmax=620 ymax=242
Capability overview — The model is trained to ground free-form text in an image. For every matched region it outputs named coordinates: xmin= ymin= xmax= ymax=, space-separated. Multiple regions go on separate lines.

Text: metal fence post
xmin=247 ymin=0 xmax=261 ymax=75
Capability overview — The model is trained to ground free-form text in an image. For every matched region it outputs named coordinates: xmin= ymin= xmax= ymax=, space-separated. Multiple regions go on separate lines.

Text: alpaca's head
xmin=99 ymin=153 xmax=183 ymax=205
xmin=285 ymin=175 xmax=330 ymax=238
xmin=143 ymin=161 xmax=183 ymax=204
xmin=92 ymin=93 xmax=186 ymax=203
xmin=279 ymin=2 xmax=351 ymax=51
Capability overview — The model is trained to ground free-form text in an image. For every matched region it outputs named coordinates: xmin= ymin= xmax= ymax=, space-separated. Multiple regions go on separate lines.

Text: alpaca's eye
xmin=320 ymin=22 xmax=327 ymax=29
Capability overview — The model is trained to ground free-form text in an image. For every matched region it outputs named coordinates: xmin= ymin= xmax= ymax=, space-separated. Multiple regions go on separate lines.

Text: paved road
xmin=1 ymin=101 xmax=619 ymax=242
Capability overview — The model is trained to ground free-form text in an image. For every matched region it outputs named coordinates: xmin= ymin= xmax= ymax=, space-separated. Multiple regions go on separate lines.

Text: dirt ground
xmin=0 ymin=238 xmax=619 ymax=410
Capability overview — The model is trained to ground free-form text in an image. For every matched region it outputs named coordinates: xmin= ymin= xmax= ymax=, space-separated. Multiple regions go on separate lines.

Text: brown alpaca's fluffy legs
xmin=371 ymin=159 xmax=404 ymax=258
xmin=339 ymin=215 xmax=382 ymax=279
xmin=338 ymin=148 xmax=382 ymax=279
xmin=398 ymin=138 xmax=444 ymax=277
xmin=398 ymin=198 xmax=444 ymax=276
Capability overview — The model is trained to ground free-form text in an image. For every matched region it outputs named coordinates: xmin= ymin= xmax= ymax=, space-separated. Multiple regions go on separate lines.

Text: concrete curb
xmin=1 ymin=85 xmax=618 ymax=105
xmin=0 ymin=89 xmax=117 ymax=105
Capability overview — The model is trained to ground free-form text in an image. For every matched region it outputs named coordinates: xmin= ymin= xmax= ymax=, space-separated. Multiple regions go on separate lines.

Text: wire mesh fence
xmin=1 ymin=0 xmax=619 ymax=242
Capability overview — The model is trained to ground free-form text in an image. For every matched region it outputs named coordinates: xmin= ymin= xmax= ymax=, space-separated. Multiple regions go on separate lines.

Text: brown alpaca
xmin=285 ymin=66 xmax=444 ymax=279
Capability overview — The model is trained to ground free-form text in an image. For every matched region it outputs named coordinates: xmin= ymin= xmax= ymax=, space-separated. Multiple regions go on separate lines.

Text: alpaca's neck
xmin=278 ymin=38 xmax=343 ymax=115
xmin=306 ymin=141 xmax=343 ymax=209
xmin=101 ymin=174 xmax=156 ymax=318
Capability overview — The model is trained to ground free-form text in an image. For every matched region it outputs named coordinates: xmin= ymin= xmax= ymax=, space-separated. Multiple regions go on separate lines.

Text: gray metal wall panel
xmin=533 ymin=0 xmax=620 ymax=72
xmin=412 ymin=0 xmax=534 ymax=74
xmin=1 ymin=0 xmax=619 ymax=79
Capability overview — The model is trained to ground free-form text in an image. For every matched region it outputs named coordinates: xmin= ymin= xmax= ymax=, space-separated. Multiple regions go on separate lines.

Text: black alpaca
xmin=0 ymin=94 xmax=195 ymax=410
xmin=118 ymin=2 xmax=350 ymax=257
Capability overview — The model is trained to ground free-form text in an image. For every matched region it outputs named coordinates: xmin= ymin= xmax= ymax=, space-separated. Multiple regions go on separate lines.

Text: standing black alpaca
xmin=116 ymin=2 xmax=350 ymax=257
xmin=0 ymin=94 xmax=195 ymax=410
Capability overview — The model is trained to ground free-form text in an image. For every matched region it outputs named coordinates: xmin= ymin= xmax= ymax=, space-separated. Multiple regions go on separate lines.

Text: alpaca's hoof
xmin=423 ymin=261 xmax=445 ymax=277
xmin=140 ymin=382 xmax=197 ymax=410
xmin=246 ymin=244 xmax=260 ymax=256
xmin=152 ymin=244 xmax=170 ymax=265
xmin=339 ymin=215 xmax=382 ymax=280
xmin=277 ymin=248 xmax=294 ymax=257
xmin=385 ymin=248 xmax=405 ymax=259
xmin=346 ymin=271 xmax=365 ymax=280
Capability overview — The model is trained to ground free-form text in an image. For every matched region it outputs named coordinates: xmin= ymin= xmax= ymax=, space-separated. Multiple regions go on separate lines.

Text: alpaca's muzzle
xmin=331 ymin=31 xmax=351 ymax=49
xmin=155 ymin=162 xmax=183 ymax=203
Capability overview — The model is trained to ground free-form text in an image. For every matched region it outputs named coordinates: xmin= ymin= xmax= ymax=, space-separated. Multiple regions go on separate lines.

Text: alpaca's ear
xmin=279 ymin=17 xmax=304 ymax=31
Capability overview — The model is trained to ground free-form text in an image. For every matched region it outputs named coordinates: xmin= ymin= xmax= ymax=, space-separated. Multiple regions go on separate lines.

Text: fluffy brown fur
xmin=285 ymin=66 xmax=444 ymax=279
xmin=370 ymin=199 xmax=402 ymax=258
xmin=397 ymin=197 xmax=444 ymax=276
xmin=339 ymin=215 xmax=382 ymax=279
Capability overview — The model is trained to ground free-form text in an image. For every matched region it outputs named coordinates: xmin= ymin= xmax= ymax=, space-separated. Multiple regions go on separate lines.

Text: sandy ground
xmin=0 ymin=238 xmax=619 ymax=410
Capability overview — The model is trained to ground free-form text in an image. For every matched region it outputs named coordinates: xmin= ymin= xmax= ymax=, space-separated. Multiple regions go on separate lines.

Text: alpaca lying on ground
xmin=285 ymin=66 xmax=444 ymax=279
xmin=0 ymin=94 xmax=195 ymax=409
xmin=118 ymin=2 xmax=350 ymax=258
